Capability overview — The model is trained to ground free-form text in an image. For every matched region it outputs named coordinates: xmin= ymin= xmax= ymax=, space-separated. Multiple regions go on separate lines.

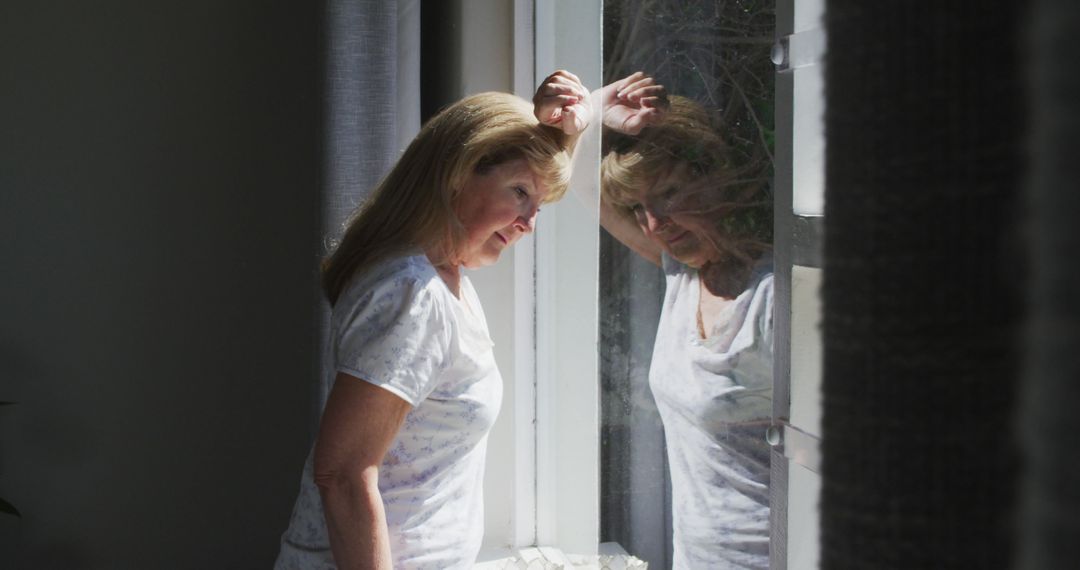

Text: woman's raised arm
xmin=534 ymin=70 xmax=668 ymax=266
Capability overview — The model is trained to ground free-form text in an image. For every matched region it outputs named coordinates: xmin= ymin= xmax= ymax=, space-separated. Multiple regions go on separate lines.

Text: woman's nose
xmin=514 ymin=205 xmax=539 ymax=233
xmin=644 ymin=209 xmax=667 ymax=233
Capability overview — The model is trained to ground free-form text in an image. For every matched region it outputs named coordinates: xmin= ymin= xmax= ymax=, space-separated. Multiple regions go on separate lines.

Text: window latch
xmin=772 ymin=27 xmax=826 ymax=73
xmin=767 ymin=420 xmax=821 ymax=474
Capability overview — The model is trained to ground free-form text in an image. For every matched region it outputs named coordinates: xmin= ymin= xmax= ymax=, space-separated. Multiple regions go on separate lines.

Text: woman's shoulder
xmin=372 ymin=252 xmax=438 ymax=284
xmin=750 ymin=255 xmax=774 ymax=297
xmin=334 ymin=253 xmax=446 ymax=314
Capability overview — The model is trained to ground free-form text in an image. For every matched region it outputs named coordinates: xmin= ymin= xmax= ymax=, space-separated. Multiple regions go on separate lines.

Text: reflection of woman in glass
xmin=566 ymin=72 xmax=774 ymax=569
xmin=275 ymin=84 xmax=579 ymax=569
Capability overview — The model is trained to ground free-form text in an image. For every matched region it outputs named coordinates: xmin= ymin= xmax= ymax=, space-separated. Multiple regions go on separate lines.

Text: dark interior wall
xmin=419 ymin=0 xmax=461 ymax=122
xmin=0 ymin=1 xmax=322 ymax=566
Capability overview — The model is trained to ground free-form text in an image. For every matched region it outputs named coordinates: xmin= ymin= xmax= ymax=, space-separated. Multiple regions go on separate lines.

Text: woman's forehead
xmin=500 ymin=157 xmax=535 ymax=178
xmin=643 ymin=163 xmax=695 ymax=195
xmin=481 ymin=158 xmax=552 ymax=193
xmin=517 ymin=160 xmax=560 ymax=198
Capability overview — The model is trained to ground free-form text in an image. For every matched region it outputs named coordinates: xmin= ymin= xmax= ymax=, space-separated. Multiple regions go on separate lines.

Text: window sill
xmin=475 ymin=543 xmax=647 ymax=569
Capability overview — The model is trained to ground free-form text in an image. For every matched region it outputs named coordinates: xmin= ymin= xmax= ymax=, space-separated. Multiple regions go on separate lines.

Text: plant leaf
xmin=0 ymin=498 xmax=20 ymax=517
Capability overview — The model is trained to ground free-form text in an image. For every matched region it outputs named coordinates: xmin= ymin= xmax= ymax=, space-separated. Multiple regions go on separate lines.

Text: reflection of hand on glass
xmin=600 ymin=71 xmax=669 ymax=135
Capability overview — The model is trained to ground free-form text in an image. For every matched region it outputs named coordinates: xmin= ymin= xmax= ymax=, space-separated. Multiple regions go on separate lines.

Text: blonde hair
xmin=602 ymin=96 xmax=730 ymax=211
xmin=323 ymin=92 xmax=572 ymax=305
xmin=601 ymin=95 xmax=772 ymax=264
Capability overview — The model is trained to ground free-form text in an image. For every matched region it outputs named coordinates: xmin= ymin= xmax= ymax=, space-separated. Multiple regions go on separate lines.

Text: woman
xmin=586 ymin=73 xmax=775 ymax=569
xmin=275 ymin=72 xmax=587 ymax=569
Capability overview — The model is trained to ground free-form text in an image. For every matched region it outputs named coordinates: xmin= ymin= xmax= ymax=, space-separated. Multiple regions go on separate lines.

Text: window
xmin=451 ymin=1 xmax=826 ymax=567
xmin=599 ymin=1 xmax=780 ymax=568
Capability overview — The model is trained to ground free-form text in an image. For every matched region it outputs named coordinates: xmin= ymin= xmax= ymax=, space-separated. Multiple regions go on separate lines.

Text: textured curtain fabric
xmin=819 ymin=2 xmax=1026 ymax=567
xmin=324 ymin=0 xmax=402 ymax=237
xmin=1019 ymin=0 xmax=1080 ymax=567
xmin=317 ymin=0 xmax=419 ymax=419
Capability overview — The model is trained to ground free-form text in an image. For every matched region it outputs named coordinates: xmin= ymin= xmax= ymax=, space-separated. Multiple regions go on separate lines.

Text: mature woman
xmin=593 ymin=74 xmax=775 ymax=569
xmin=275 ymin=73 xmax=586 ymax=569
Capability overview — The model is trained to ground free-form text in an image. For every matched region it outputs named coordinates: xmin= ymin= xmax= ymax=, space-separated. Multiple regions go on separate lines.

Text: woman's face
xmin=629 ymin=163 xmax=724 ymax=268
xmin=454 ymin=158 xmax=550 ymax=268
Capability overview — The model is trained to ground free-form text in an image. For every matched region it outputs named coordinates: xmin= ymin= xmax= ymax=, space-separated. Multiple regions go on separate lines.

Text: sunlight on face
xmin=454 ymin=158 xmax=550 ymax=268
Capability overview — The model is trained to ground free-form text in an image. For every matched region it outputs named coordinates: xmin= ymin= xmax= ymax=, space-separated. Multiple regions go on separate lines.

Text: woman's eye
xmin=514 ymin=186 xmax=529 ymax=199
xmin=662 ymin=188 xmax=680 ymax=206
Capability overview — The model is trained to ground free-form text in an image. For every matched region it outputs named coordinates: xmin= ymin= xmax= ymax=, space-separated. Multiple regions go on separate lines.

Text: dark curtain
xmin=819 ymin=2 xmax=1026 ymax=567
xmin=1018 ymin=0 xmax=1080 ymax=567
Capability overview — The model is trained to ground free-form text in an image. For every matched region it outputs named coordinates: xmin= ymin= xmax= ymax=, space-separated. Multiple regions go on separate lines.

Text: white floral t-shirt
xmin=651 ymin=253 xmax=774 ymax=570
xmin=275 ymin=253 xmax=502 ymax=570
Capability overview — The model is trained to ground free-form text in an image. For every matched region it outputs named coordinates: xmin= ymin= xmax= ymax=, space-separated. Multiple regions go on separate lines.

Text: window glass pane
xmin=600 ymin=1 xmax=777 ymax=568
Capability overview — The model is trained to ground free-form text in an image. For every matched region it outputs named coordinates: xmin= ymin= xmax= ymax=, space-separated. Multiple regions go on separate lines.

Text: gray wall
xmin=1 ymin=1 xmax=322 ymax=566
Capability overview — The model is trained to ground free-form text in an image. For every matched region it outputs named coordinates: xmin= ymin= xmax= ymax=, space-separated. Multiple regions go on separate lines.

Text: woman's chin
xmin=669 ymin=247 xmax=712 ymax=269
xmin=461 ymin=252 xmax=501 ymax=269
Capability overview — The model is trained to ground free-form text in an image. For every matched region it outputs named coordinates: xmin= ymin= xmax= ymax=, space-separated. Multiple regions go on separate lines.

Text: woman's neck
xmin=427 ymin=250 xmax=462 ymax=298
xmin=697 ymin=239 xmax=771 ymax=296
xmin=698 ymin=248 xmax=764 ymax=299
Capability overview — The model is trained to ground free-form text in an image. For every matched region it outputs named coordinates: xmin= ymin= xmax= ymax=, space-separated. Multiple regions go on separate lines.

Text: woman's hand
xmin=600 ymin=71 xmax=668 ymax=135
xmin=533 ymin=69 xmax=591 ymax=136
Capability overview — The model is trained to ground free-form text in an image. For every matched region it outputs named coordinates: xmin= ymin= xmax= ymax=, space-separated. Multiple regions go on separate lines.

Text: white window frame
xmin=532 ymin=0 xmax=603 ymax=555
xmin=474 ymin=0 xmax=605 ymax=562
xmin=772 ymin=0 xmax=826 ymax=568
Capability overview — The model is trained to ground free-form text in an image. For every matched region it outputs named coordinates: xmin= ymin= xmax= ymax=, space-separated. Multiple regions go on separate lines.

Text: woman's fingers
xmin=612 ymin=71 xmax=646 ymax=93
xmin=540 ymin=94 xmax=581 ymax=109
xmin=537 ymin=95 xmax=585 ymax=126
xmin=541 ymin=82 xmax=575 ymax=96
xmin=541 ymin=70 xmax=589 ymax=99
xmin=534 ymin=69 xmax=591 ymax=131
xmin=619 ymin=84 xmax=668 ymax=110
xmin=573 ymin=102 xmax=591 ymax=130
xmin=534 ymin=90 xmax=578 ymax=125
xmin=561 ymin=106 xmax=577 ymax=134
xmin=623 ymin=84 xmax=667 ymax=103
xmin=599 ymin=71 xmax=669 ymax=134
xmin=606 ymin=73 xmax=669 ymax=110
xmin=615 ymin=73 xmax=656 ymax=97
xmin=540 ymin=83 xmax=586 ymax=106
xmin=615 ymin=106 xmax=666 ymax=135
xmin=548 ymin=69 xmax=585 ymax=90
xmin=559 ymin=103 xmax=590 ymax=135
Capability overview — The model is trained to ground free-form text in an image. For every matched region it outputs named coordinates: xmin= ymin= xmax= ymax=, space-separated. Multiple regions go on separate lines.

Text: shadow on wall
xmin=0 ymin=1 xmax=324 ymax=566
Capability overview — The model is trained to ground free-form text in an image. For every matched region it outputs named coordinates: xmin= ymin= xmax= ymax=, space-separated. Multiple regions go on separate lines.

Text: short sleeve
xmin=756 ymin=274 xmax=775 ymax=356
xmin=333 ymin=272 xmax=452 ymax=406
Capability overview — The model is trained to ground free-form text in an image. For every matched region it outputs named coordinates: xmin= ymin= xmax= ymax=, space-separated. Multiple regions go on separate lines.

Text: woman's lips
xmin=495 ymin=232 xmax=509 ymax=245
xmin=665 ymin=231 xmax=689 ymax=244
